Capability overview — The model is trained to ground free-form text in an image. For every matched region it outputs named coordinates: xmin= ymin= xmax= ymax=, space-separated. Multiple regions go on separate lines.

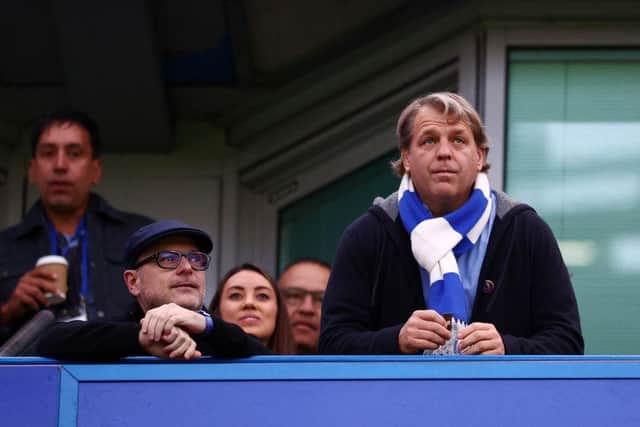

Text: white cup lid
xmin=36 ymin=255 xmax=69 ymax=267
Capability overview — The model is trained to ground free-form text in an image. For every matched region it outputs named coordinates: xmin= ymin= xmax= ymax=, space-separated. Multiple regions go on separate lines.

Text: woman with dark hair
xmin=209 ymin=263 xmax=294 ymax=355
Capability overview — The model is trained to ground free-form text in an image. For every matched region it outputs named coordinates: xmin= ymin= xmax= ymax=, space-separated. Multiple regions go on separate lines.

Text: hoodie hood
xmin=372 ymin=188 xmax=527 ymax=223
xmin=373 ymin=191 xmax=400 ymax=221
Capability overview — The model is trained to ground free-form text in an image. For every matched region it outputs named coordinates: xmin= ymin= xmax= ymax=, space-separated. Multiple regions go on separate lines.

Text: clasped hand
xmin=138 ymin=303 xmax=206 ymax=360
xmin=398 ymin=310 xmax=504 ymax=355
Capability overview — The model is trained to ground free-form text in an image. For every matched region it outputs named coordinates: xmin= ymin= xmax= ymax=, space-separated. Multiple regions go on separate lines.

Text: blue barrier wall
xmin=2 ymin=356 xmax=640 ymax=427
xmin=0 ymin=363 xmax=60 ymax=427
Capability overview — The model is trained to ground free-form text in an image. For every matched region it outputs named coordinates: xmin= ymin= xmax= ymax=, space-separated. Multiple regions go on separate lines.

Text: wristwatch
xmin=198 ymin=309 xmax=214 ymax=335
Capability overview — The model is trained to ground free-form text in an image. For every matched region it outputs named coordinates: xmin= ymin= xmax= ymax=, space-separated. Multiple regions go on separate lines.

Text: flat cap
xmin=124 ymin=220 xmax=213 ymax=268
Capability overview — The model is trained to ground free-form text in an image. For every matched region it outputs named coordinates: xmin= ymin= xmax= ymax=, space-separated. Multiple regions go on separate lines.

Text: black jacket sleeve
xmin=37 ymin=320 xmax=144 ymax=361
xmin=320 ymin=215 xmax=404 ymax=355
xmin=196 ymin=316 xmax=271 ymax=357
xmin=499 ymin=211 xmax=584 ymax=354
xmin=38 ymin=317 xmax=271 ymax=361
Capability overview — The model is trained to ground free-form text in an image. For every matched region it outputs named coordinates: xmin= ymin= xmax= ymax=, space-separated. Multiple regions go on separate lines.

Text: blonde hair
xmin=391 ymin=92 xmax=490 ymax=176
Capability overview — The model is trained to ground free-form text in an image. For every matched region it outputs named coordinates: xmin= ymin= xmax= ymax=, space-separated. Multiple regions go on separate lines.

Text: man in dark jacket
xmin=38 ymin=220 xmax=270 ymax=360
xmin=0 ymin=110 xmax=151 ymax=344
xmin=319 ymin=92 xmax=583 ymax=355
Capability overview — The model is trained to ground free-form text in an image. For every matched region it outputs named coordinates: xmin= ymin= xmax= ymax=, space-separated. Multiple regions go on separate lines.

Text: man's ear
xmin=476 ymin=146 xmax=487 ymax=171
xmin=91 ymin=158 xmax=103 ymax=186
xmin=401 ymin=150 xmax=411 ymax=174
xmin=124 ymin=269 xmax=141 ymax=297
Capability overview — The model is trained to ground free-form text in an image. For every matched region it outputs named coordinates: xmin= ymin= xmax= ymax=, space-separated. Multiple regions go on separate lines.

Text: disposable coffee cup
xmin=36 ymin=255 xmax=68 ymax=305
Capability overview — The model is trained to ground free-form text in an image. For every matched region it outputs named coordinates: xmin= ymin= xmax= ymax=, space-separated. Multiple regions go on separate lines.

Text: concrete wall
xmin=2 ymin=121 xmax=235 ymax=301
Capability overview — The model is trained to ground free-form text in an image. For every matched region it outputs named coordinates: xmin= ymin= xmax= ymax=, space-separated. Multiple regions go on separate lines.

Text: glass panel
xmin=507 ymin=49 xmax=640 ymax=354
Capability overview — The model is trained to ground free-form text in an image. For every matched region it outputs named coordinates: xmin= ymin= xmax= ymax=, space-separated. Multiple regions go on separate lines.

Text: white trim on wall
xmin=219 ymin=158 xmax=239 ymax=280
xmin=4 ymin=142 xmax=30 ymax=229
xmin=483 ymin=22 xmax=640 ymax=192
xmin=484 ymin=28 xmax=507 ymax=191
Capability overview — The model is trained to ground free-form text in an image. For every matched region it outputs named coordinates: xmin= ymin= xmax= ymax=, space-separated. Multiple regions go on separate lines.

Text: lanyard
xmin=46 ymin=216 xmax=90 ymax=298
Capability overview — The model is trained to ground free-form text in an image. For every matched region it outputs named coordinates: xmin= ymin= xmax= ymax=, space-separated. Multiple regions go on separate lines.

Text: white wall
xmin=7 ymin=121 xmax=235 ymax=303
xmin=97 ymin=122 xmax=233 ymax=302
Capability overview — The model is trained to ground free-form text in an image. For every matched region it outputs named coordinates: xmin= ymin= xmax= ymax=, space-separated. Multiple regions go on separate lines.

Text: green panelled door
xmin=278 ymin=151 xmax=399 ymax=274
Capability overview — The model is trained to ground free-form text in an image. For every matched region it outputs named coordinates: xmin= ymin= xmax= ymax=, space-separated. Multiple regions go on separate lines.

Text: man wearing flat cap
xmin=38 ymin=220 xmax=270 ymax=360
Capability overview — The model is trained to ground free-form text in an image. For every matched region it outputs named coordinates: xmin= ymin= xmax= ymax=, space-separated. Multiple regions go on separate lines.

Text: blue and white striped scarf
xmin=398 ymin=172 xmax=492 ymax=322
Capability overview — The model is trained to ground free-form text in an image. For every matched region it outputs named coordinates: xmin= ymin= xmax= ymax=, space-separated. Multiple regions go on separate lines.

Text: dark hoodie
xmin=319 ymin=190 xmax=583 ymax=355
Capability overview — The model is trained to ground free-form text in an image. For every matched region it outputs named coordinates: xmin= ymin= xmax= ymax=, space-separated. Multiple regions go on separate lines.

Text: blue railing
xmin=2 ymin=355 xmax=640 ymax=427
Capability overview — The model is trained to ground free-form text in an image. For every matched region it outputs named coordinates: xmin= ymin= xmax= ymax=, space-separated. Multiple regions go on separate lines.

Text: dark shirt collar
xmin=13 ymin=193 xmax=127 ymax=239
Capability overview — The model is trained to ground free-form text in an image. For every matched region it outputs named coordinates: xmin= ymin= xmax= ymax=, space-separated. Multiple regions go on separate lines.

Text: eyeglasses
xmin=280 ymin=287 xmax=324 ymax=307
xmin=133 ymin=250 xmax=211 ymax=271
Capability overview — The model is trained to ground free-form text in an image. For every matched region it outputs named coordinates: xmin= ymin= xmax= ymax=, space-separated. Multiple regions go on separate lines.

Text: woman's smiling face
xmin=217 ymin=269 xmax=278 ymax=346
